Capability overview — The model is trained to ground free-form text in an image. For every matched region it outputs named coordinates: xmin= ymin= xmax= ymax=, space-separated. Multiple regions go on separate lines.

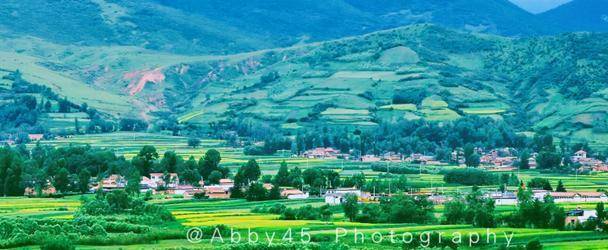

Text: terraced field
xmin=0 ymin=196 xmax=81 ymax=219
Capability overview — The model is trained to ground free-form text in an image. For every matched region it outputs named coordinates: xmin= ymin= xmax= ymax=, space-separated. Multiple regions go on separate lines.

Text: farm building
xmin=204 ymin=186 xmax=231 ymax=199
xmin=325 ymin=188 xmax=363 ymax=205
xmin=486 ymin=191 xmax=518 ymax=205
xmin=565 ymin=209 xmax=597 ymax=226
xmin=280 ymin=188 xmax=309 ymax=199
xmin=219 ymin=179 xmax=234 ymax=188
xmin=532 ymin=191 xmax=608 ymax=203
xmin=361 ymin=154 xmax=381 ymax=162
xmin=94 ymin=174 xmax=127 ymax=191
xmin=24 ymin=184 xmax=56 ymax=196
xmin=28 ymin=134 xmax=44 ymax=141
xmin=302 ymin=147 xmax=342 ymax=159
xmin=149 ymin=173 xmax=179 ymax=189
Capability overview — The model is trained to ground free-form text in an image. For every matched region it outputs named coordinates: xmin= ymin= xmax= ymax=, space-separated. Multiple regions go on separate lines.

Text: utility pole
xmin=386 ymin=161 xmax=391 ymax=196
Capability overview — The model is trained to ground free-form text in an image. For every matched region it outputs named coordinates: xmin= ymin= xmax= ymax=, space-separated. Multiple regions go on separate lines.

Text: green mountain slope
xmin=1 ymin=21 xmax=606 ymax=144
xmin=149 ymin=25 xmax=608 ymax=143
xmin=0 ymin=0 xmax=273 ymax=54
xmin=0 ymin=0 xmax=566 ymax=56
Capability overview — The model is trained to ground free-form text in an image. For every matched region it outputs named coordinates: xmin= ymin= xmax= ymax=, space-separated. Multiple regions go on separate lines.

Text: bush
xmin=392 ymin=88 xmax=428 ymax=104
xmin=40 ymin=235 xmax=75 ymax=250
xmin=443 ymin=168 xmax=498 ymax=186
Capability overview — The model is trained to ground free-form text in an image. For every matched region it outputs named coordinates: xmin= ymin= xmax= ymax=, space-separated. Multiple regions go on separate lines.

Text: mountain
xmin=156 ymin=0 xmax=544 ymax=41
xmin=539 ymin=0 xmax=608 ymax=32
xmin=0 ymin=0 xmax=550 ymax=56
xmin=2 ymin=23 xmax=607 ymax=137
xmin=0 ymin=0 xmax=273 ymax=55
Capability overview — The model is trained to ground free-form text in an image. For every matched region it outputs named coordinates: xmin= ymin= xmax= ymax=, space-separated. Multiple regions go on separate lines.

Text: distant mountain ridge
xmin=539 ymin=0 xmax=608 ymax=32
xmin=0 ymin=0 xmax=605 ymax=56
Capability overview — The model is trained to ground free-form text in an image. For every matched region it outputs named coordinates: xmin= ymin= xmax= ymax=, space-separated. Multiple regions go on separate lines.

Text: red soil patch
xmin=123 ymin=68 xmax=165 ymax=96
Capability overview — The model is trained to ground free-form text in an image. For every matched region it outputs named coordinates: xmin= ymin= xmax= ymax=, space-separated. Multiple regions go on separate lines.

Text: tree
xmin=58 ymin=97 xmax=70 ymax=113
xmin=273 ymin=161 xmax=290 ymax=186
xmin=125 ymin=170 xmax=141 ymax=195
xmin=288 ymin=166 xmax=303 ymax=188
xmin=596 ymin=202 xmax=606 ymax=229
xmin=241 ymin=159 xmax=261 ymax=185
xmin=106 ymin=189 xmax=130 ymax=211
xmin=536 ymin=151 xmax=561 ymax=169
xmin=74 ymin=118 xmax=80 ymax=134
xmin=342 ymin=194 xmax=359 ymax=222
xmin=78 ymin=169 xmax=91 ymax=194
xmin=527 ymin=178 xmax=553 ymax=191
xmin=188 ymin=137 xmax=201 ymax=148
xmin=160 ymin=151 xmax=180 ymax=173
xmin=54 ymin=168 xmax=70 ymax=193
xmin=525 ymin=239 xmax=542 ymax=250
xmin=44 ymin=100 xmax=52 ymax=112
xmin=199 ymin=149 xmax=222 ymax=179
xmin=245 ymin=183 xmax=268 ymax=201
xmin=207 ymin=170 xmax=222 ymax=185
xmin=519 ymin=150 xmax=530 ymax=170
xmin=0 ymin=147 xmax=24 ymax=196
xmin=268 ymin=184 xmax=281 ymax=200
xmin=464 ymin=144 xmax=480 ymax=167
xmin=556 ymin=180 xmax=566 ymax=192
xmin=443 ymin=198 xmax=467 ymax=224
xmin=179 ymin=156 xmax=201 ymax=185
xmin=133 ymin=146 xmax=158 ymax=176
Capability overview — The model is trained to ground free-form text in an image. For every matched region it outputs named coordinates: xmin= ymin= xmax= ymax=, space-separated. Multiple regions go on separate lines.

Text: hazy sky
xmin=509 ymin=0 xmax=573 ymax=14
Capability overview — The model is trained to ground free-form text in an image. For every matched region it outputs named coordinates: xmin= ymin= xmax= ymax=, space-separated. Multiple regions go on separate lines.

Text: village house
xmin=139 ymin=176 xmax=158 ymax=192
xmin=531 ymin=191 xmax=608 ymax=203
xmin=381 ymin=152 xmax=403 ymax=162
xmin=573 ymin=150 xmax=604 ymax=168
xmin=28 ymin=134 xmax=44 ymax=141
xmin=406 ymin=153 xmax=435 ymax=164
xmin=427 ymin=194 xmax=451 ymax=205
xmin=324 ymin=187 xmax=363 ymax=205
xmin=0 ymin=139 xmax=15 ymax=146
xmin=280 ymin=188 xmax=309 ymax=199
xmin=149 ymin=173 xmax=180 ymax=189
xmin=565 ymin=209 xmax=597 ymax=226
xmin=302 ymin=147 xmax=341 ymax=159
xmin=486 ymin=191 xmax=518 ymax=205
xmin=172 ymin=184 xmax=198 ymax=195
xmin=94 ymin=174 xmax=127 ymax=191
xmin=219 ymin=179 xmax=234 ymax=188
xmin=572 ymin=150 xmax=588 ymax=162
xmin=361 ymin=154 xmax=381 ymax=162
xmin=263 ymin=183 xmax=274 ymax=191
xmin=528 ymin=157 xmax=537 ymax=169
xmin=204 ymin=185 xmax=231 ymax=199
xmin=24 ymin=184 xmax=57 ymax=196
xmin=577 ymin=192 xmax=608 ymax=202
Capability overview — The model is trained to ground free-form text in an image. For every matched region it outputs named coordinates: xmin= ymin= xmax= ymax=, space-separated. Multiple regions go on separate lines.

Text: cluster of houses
xmin=300 ymin=147 xmax=441 ymax=164
xmin=24 ymin=172 xmax=310 ymax=200
xmin=321 ymin=187 xmax=608 ymax=228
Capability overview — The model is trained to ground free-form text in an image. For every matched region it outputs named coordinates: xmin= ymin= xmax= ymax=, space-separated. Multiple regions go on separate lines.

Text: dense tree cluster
xmin=503 ymin=187 xmax=566 ymax=230
xmin=443 ymin=186 xmax=496 ymax=227
xmin=344 ymin=194 xmax=435 ymax=224
xmin=442 ymin=168 xmax=498 ymax=186
xmin=0 ymin=143 xmax=231 ymax=197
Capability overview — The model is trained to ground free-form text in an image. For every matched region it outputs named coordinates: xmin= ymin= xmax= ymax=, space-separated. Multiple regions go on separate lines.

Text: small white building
xmin=566 ymin=209 xmax=597 ymax=225
xmin=281 ymin=189 xmax=309 ymax=199
xmin=578 ymin=192 xmax=608 ymax=203
xmin=325 ymin=193 xmax=347 ymax=205
xmin=487 ymin=191 xmax=518 ymax=205
xmin=324 ymin=188 xmax=362 ymax=205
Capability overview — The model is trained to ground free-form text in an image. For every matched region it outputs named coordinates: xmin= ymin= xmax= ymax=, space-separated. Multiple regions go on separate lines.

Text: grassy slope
xmin=2 ymin=22 xmax=607 ymax=144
